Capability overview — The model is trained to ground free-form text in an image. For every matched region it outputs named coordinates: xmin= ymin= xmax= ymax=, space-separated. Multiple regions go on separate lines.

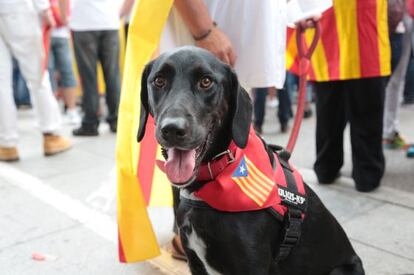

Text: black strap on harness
xmin=267 ymin=144 xmax=307 ymax=263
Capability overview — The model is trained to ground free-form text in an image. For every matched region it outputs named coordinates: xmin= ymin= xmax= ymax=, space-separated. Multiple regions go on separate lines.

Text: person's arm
xmin=58 ymin=0 xmax=68 ymax=25
xmin=174 ymin=0 xmax=236 ymax=66
xmin=120 ymin=0 xmax=135 ymax=19
xmin=32 ymin=0 xmax=56 ymax=27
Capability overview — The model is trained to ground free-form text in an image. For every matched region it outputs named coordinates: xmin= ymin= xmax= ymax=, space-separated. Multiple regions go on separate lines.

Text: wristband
xmin=193 ymin=22 xmax=217 ymax=41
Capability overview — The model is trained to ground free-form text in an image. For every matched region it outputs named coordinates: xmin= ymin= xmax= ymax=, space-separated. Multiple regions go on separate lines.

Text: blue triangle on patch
xmin=232 ymin=157 xmax=248 ymax=178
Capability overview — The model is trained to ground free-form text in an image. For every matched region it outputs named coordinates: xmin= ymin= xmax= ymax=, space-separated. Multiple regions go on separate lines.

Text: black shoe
xmin=73 ymin=126 xmax=99 ymax=136
xmin=109 ymin=122 xmax=117 ymax=133
xmin=280 ymin=123 xmax=289 ymax=133
xmin=317 ymin=172 xmax=341 ymax=185
xmin=303 ymin=108 xmax=313 ymax=119
xmin=254 ymin=125 xmax=262 ymax=135
xmin=355 ymin=182 xmax=380 ymax=193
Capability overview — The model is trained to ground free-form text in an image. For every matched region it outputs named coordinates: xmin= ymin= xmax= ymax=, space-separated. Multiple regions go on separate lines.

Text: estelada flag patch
xmin=232 ymin=156 xmax=275 ymax=207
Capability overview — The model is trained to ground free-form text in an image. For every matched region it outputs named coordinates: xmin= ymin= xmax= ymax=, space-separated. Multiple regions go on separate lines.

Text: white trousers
xmin=383 ymin=15 xmax=414 ymax=139
xmin=0 ymin=7 xmax=61 ymax=147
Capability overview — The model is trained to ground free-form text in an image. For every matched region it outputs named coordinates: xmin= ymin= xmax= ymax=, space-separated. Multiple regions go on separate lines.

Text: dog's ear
xmin=228 ymin=68 xmax=252 ymax=148
xmin=137 ymin=61 xmax=153 ymax=142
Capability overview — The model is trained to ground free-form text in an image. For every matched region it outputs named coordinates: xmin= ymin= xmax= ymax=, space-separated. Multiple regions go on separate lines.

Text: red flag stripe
xmin=137 ymin=116 xmax=158 ymax=204
xmin=356 ymin=0 xmax=380 ymax=77
xmin=320 ymin=8 xmax=340 ymax=79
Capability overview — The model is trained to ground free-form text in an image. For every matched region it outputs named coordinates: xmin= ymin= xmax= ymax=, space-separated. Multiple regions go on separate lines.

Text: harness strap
xmin=274 ymin=164 xmax=307 ymax=262
xmin=267 ymin=144 xmax=307 ymax=263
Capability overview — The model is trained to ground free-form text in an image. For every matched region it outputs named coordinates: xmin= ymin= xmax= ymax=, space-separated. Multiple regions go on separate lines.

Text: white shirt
xmin=52 ymin=26 xmax=70 ymax=38
xmin=70 ymin=0 xmax=120 ymax=31
xmin=0 ymin=0 xmax=49 ymax=14
xmin=160 ymin=0 xmax=287 ymax=90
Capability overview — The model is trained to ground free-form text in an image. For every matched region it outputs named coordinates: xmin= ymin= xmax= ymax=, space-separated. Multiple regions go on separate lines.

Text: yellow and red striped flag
xmin=116 ymin=0 xmax=173 ymax=263
xmin=287 ymin=0 xmax=390 ymax=81
xmin=231 ymin=157 xmax=275 ymax=207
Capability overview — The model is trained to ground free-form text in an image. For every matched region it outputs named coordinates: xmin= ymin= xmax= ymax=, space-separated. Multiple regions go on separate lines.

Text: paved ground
xmin=0 ymin=103 xmax=413 ymax=275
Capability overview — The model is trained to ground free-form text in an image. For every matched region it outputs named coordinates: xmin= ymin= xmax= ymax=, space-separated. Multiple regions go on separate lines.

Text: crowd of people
xmin=0 ymin=1 xmax=413 ymax=178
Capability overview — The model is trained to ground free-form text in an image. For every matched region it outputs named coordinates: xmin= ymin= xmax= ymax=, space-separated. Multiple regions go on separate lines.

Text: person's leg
xmin=0 ymin=30 xmax=19 ymax=151
xmin=277 ymin=87 xmax=292 ymax=132
xmin=13 ymin=58 xmax=31 ymax=107
xmin=53 ymin=37 xmax=80 ymax=124
xmin=48 ymin=37 xmax=58 ymax=94
xmin=253 ymin=87 xmax=268 ymax=134
xmin=383 ymin=19 xmax=413 ymax=145
xmin=72 ymin=31 xmax=100 ymax=134
xmin=313 ymin=80 xmax=347 ymax=183
xmin=1 ymin=9 xmax=71 ymax=156
xmin=98 ymin=30 xmax=120 ymax=132
xmin=346 ymin=77 xmax=386 ymax=192
xmin=304 ymin=84 xmax=313 ymax=118
xmin=404 ymin=17 xmax=414 ymax=104
xmin=3 ymin=9 xmax=62 ymax=135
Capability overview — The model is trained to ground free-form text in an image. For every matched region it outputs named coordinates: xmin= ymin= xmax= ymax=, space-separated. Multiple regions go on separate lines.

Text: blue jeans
xmin=48 ymin=37 xmax=77 ymax=92
xmin=72 ymin=30 xmax=120 ymax=127
xmin=12 ymin=58 xmax=31 ymax=106
xmin=253 ymin=86 xmax=292 ymax=129
xmin=389 ymin=32 xmax=414 ymax=103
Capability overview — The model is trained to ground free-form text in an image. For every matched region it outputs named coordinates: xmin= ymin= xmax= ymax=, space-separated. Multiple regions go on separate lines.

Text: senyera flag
xmin=116 ymin=0 xmax=174 ymax=263
xmin=286 ymin=0 xmax=390 ymax=81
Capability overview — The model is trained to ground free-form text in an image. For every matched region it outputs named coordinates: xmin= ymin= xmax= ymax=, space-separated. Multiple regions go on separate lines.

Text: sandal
xmin=170 ymin=235 xmax=187 ymax=261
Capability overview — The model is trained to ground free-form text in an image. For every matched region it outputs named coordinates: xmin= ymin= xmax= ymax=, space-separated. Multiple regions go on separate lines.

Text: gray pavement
xmin=0 ymin=104 xmax=413 ymax=275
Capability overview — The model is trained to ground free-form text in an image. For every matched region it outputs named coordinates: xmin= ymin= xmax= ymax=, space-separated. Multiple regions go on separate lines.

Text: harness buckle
xmin=212 ymin=149 xmax=235 ymax=163
xmin=207 ymin=150 xmax=235 ymax=180
xmin=276 ymin=208 xmax=303 ymax=262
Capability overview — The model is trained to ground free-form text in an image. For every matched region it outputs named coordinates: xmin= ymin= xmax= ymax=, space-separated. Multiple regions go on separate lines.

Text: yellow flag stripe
xmin=335 ymin=0 xmax=360 ymax=79
xmin=246 ymin=166 xmax=273 ymax=193
xmin=305 ymin=29 xmax=329 ymax=81
xmin=247 ymin=175 xmax=272 ymax=197
xmin=148 ymin=146 xmax=174 ymax=206
xmin=239 ymin=177 xmax=267 ymax=202
xmin=116 ymin=0 xmax=173 ymax=262
xmin=377 ymin=0 xmax=391 ymax=76
xmin=244 ymin=158 xmax=274 ymax=189
xmin=286 ymin=32 xmax=297 ymax=70
xmin=233 ymin=178 xmax=264 ymax=206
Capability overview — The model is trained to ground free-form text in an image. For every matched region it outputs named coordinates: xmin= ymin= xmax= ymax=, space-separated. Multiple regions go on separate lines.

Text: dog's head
xmin=138 ymin=46 xmax=252 ymax=186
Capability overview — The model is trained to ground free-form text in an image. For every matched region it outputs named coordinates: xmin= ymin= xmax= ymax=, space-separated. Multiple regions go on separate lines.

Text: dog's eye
xmin=199 ymin=77 xmax=213 ymax=89
xmin=153 ymin=77 xmax=167 ymax=88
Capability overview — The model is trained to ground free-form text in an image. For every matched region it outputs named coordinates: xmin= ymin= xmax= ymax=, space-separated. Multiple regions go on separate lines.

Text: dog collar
xmin=196 ymin=148 xmax=237 ymax=181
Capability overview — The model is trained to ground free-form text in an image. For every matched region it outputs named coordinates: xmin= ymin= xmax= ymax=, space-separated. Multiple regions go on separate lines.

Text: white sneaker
xmin=65 ymin=109 xmax=81 ymax=125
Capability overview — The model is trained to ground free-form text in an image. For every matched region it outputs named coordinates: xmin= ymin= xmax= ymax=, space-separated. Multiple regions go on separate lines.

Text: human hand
xmin=296 ymin=15 xmax=320 ymax=30
xmin=195 ymin=27 xmax=237 ymax=67
xmin=42 ymin=8 xmax=56 ymax=28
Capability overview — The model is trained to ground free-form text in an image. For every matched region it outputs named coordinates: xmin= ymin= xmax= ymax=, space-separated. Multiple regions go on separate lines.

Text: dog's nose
xmin=160 ymin=117 xmax=189 ymax=141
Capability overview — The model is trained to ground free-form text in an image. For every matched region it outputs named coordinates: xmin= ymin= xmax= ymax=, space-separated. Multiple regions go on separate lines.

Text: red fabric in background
xmin=408 ymin=0 xmax=414 ymax=19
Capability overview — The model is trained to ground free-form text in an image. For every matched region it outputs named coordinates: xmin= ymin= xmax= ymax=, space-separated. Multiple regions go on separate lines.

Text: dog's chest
xmin=181 ymin=212 xmax=223 ymax=275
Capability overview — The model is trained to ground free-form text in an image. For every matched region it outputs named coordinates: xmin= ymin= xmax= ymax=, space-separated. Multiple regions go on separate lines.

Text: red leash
xmin=286 ymin=23 xmax=320 ymax=154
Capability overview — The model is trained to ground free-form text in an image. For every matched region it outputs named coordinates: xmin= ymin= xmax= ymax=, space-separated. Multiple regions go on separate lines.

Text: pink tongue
xmin=165 ymin=148 xmax=196 ymax=184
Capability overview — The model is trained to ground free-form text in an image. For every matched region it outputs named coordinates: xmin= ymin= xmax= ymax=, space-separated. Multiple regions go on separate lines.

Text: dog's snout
xmin=160 ymin=117 xmax=189 ymax=142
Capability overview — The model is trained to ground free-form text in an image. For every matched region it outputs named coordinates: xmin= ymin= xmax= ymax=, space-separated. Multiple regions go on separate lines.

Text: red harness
xmin=192 ymin=128 xmax=307 ymax=220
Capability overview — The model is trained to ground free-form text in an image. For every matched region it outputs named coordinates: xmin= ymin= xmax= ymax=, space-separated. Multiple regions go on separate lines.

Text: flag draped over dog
xmin=286 ymin=0 xmax=390 ymax=81
xmin=116 ymin=0 xmax=173 ymax=263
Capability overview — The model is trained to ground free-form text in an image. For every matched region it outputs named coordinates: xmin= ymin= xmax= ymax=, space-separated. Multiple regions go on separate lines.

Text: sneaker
xmin=407 ymin=145 xmax=414 ymax=158
xmin=0 ymin=146 xmax=19 ymax=162
xmin=383 ymin=132 xmax=409 ymax=150
xmin=73 ymin=125 xmax=99 ymax=136
xmin=43 ymin=135 xmax=72 ymax=156
xmin=65 ymin=109 xmax=81 ymax=125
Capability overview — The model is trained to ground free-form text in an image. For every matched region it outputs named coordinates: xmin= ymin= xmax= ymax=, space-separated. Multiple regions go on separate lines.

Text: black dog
xmin=138 ymin=46 xmax=364 ymax=275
